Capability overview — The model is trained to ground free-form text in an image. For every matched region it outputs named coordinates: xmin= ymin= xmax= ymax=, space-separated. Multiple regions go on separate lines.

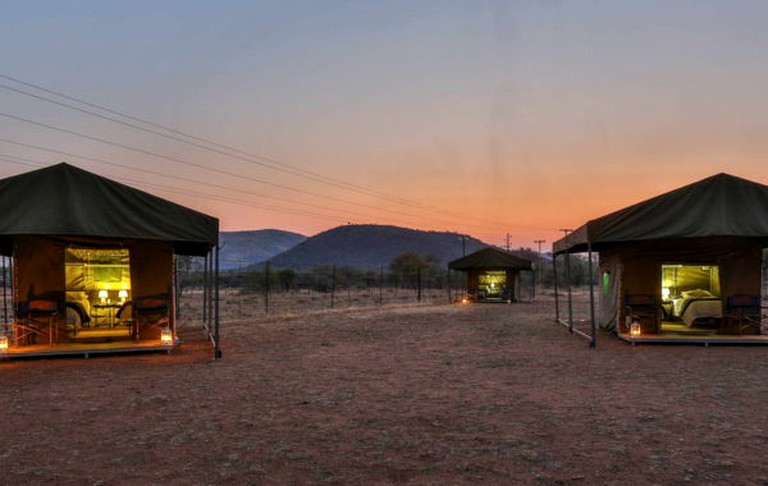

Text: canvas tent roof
xmin=554 ymin=173 xmax=768 ymax=254
xmin=449 ymin=246 xmax=533 ymax=270
xmin=0 ymin=163 xmax=218 ymax=255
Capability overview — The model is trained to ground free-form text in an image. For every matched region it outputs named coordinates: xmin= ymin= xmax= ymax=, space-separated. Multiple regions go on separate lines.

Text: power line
xmin=0 ymin=73 xmax=509 ymax=226
xmin=0 ymin=152 xmax=361 ymax=223
xmin=0 ymin=113 xmax=451 ymax=223
xmin=0 ymin=132 xmax=530 ymax=234
xmin=0 ymin=138 xmax=406 ymax=223
xmin=0 ymin=74 xmax=559 ymax=236
xmin=0 ymin=139 xmax=511 ymax=235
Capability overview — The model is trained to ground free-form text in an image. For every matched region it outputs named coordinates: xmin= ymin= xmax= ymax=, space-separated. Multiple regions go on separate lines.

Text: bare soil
xmin=2 ymin=295 xmax=768 ymax=485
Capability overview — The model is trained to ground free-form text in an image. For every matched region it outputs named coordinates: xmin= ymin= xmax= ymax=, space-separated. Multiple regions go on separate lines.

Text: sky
xmin=2 ymin=0 xmax=768 ymax=250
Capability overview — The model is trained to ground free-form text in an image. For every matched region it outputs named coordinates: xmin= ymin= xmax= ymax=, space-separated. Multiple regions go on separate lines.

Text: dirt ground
xmin=2 ymin=296 xmax=768 ymax=485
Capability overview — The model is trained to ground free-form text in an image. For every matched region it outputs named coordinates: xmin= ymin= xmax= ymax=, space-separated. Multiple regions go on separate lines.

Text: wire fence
xmin=178 ymin=286 xmax=454 ymax=323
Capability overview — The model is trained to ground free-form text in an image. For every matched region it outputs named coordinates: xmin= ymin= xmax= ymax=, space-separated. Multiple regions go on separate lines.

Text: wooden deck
xmin=0 ymin=339 xmax=177 ymax=359
xmin=618 ymin=332 xmax=768 ymax=346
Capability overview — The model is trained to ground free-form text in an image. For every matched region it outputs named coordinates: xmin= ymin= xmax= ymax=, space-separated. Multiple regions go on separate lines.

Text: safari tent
xmin=449 ymin=247 xmax=534 ymax=302
xmin=553 ymin=173 xmax=768 ymax=345
xmin=0 ymin=163 xmax=221 ymax=358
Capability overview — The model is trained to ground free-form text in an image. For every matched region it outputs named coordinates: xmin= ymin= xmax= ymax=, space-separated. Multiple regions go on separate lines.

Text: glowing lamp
xmin=98 ymin=289 xmax=108 ymax=304
xmin=118 ymin=290 xmax=128 ymax=303
xmin=661 ymin=287 xmax=671 ymax=300
xmin=461 ymin=297 xmax=469 ymax=305
xmin=160 ymin=327 xmax=173 ymax=346
xmin=630 ymin=320 xmax=641 ymax=337
xmin=0 ymin=334 xmax=8 ymax=351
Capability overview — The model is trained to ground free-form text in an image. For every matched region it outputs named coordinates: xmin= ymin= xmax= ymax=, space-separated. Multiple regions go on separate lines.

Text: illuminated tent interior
xmin=0 ymin=163 xmax=220 ymax=357
xmin=448 ymin=247 xmax=534 ymax=302
xmin=553 ymin=173 xmax=768 ymax=344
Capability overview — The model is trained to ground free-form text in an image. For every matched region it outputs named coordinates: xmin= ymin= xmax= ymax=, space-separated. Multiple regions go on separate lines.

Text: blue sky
xmin=2 ymin=1 xmax=768 ymax=247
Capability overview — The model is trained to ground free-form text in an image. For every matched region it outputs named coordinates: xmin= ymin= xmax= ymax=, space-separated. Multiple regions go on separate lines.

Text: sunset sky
xmin=2 ymin=1 xmax=768 ymax=250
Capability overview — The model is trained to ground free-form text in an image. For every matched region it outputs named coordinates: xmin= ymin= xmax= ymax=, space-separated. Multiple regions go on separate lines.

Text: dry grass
xmin=2 ymin=295 xmax=768 ymax=484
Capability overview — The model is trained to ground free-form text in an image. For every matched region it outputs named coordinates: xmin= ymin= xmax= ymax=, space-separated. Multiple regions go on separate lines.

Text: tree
xmin=276 ymin=268 xmax=297 ymax=291
xmin=389 ymin=251 xmax=442 ymax=288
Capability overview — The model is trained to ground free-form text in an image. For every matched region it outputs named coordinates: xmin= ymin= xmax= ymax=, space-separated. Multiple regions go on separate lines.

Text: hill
xmin=264 ymin=224 xmax=489 ymax=270
xmin=219 ymin=229 xmax=306 ymax=270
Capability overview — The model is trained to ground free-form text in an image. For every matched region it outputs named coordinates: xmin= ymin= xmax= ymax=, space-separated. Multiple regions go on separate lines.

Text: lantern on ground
xmin=160 ymin=327 xmax=173 ymax=346
xmin=630 ymin=320 xmax=641 ymax=337
xmin=0 ymin=334 xmax=8 ymax=351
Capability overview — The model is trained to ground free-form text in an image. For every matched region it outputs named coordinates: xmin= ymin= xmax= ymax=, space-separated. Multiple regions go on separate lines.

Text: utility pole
xmin=533 ymin=239 xmax=546 ymax=297
xmin=506 ymin=233 xmax=511 ymax=253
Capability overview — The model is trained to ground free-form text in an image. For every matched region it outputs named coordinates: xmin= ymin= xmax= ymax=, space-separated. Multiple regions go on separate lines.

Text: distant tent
xmin=0 ymin=163 xmax=221 ymax=358
xmin=449 ymin=247 xmax=534 ymax=302
xmin=553 ymin=173 xmax=768 ymax=344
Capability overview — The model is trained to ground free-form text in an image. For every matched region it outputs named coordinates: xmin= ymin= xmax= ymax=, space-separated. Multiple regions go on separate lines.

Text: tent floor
xmin=0 ymin=340 xmax=176 ymax=359
xmin=68 ymin=327 xmax=133 ymax=342
xmin=617 ymin=319 xmax=768 ymax=345
xmin=618 ymin=332 xmax=768 ymax=346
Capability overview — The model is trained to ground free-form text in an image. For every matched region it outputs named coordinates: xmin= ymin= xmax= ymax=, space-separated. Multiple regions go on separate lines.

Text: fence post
xmin=265 ymin=261 xmax=270 ymax=315
xmin=417 ymin=267 xmax=422 ymax=302
xmin=331 ymin=264 xmax=336 ymax=309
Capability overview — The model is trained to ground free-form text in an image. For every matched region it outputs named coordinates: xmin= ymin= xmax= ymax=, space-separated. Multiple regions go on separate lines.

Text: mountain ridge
xmin=261 ymin=224 xmax=489 ymax=270
xmin=219 ymin=229 xmax=307 ymax=270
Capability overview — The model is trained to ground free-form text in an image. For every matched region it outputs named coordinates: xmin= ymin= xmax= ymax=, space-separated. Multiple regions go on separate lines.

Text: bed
xmin=672 ymin=289 xmax=722 ymax=327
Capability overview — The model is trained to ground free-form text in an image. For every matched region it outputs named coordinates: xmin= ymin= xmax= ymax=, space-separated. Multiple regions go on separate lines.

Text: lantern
xmin=630 ymin=320 xmax=641 ymax=337
xmin=0 ymin=334 xmax=8 ymax=351
xmin=160 ymin=327 xmax=173 ymax=346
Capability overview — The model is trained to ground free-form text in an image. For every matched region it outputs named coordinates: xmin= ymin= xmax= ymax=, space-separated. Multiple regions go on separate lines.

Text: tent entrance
xmin=65 ymin=247 xmax=132 ymax=337
xmin=659 ymin=264 xmax=722 ymax=334
xmin=477 ymin=271 xmax=507 ymax=301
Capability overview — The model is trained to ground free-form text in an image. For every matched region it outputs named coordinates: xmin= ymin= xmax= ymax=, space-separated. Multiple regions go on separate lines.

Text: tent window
xmin=65 ymin=247 xmax=131 ymax=327
xmin=661 ymin=264 xmax=720 ymax=300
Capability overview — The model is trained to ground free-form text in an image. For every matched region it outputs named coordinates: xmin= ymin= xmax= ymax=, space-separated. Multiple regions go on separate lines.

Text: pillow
xmin=682 ymin=289 xmax=712 ymax=299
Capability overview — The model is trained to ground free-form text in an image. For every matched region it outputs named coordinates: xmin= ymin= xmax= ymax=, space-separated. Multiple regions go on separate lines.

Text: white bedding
xmin=671 ymin=289 xmax=722 ymax=326
xmin=680 ymin=299 xmax=722 ymax=326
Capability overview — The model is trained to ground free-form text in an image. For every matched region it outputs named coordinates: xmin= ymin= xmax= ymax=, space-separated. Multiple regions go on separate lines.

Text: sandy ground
xmin=2 ymin=296 xmax=768 ymax=485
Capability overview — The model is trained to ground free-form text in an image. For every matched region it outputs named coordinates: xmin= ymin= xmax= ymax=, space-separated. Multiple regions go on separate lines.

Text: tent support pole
xmin=214 ymin=245 xmax=221 ymax=359
xmin=566 ymin=252 xmax=573 ymax=334
xmin=2 ymin=256 xmax=7 ymax=329
xmin=588 ymin=243 xmax=597 ymax=348
xmin=208 ymin=251 xmax=214 ymax=328
xmin=553 ymin=253 xmax=560 ymax=324
xmin=202 ymin=252 xmax=209 ymax=328
xmin=171 ymin=255 xmax=178 ymax=337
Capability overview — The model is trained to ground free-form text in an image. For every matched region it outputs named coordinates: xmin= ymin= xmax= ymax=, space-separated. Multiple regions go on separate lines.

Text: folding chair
xmin=133 ymin=295 xmax=170 ymax=340
xmin=723 ymin=295 xmax=763 ymax=336
xmin=15 ymin=299 xmax=60 ymax=346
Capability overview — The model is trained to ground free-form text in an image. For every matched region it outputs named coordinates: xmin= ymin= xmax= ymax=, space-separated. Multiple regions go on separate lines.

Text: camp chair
xmin=723 ymin=295 xmax=763 ymax=336
xmin=133 ymin=295 xmax=170 ymax=340
xmin=15 ymin=299 xmax=60 ymax=346
xmin=624 ymin=294 xmax=661 ymax=335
